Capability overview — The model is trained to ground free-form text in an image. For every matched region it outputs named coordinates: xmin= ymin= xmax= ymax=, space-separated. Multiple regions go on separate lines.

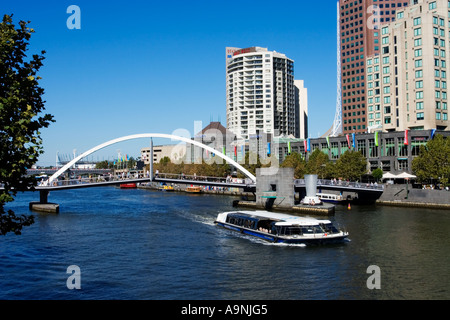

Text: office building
xmin=339 ymin=0 xmax=410 ymax=134
xmin=366 ymin=0 xmax=449 ymax=132
xmin=141 ymin=144 xmax=186 ymax=164
xmin=225 ymin=47 xmax=307 ymax=140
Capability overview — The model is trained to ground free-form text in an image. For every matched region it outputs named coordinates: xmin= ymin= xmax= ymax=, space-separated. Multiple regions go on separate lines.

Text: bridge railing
xmin=295 ymin=179 xmax=384 ymax=191
xmin=154 ymin=172 xmax=252 ymax=185
xmin=36 ymin=172 xmax=251 ymax=188
xmin=38 ymin=174 xmax=143 ymax=187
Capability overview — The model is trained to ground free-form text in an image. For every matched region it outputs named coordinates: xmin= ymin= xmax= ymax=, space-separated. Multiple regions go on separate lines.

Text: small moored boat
xmin=214 ymin=210 xmax=348 ymax=245
xmin=159 ymin=184 xmax=174 ymax=192
xmin=316 ymin=193 xmax=344 ymax=204
xmin=185 ymin=186 xmax=202 ymax=193
xmin=120 ymin=183 xmax=137 ymax=189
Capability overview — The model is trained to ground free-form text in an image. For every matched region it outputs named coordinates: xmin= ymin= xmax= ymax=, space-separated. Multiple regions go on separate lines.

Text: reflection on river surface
xmin=1 ymin=187 xmax=449 ymax=300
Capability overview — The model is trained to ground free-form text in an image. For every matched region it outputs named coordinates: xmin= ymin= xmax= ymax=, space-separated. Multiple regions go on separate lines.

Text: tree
xmin=280 ymin=152 xmax=306 ymax=179
xmin=1 ymin=15 xmax=54 ymax=235
xmin=334 ymin=150 xmax=367 ymax=181
xmin=95 ymin=160 xmax=111 ymax=169
xmin=240 ymin=152 xmax=262 ymax=177
xmin=372 ymin=168 xmax=383 ymax=182
xmin=412 ymin=134 xmax=450 ymax=186
xmin=306 ymin=149 xmax=331 ymax=178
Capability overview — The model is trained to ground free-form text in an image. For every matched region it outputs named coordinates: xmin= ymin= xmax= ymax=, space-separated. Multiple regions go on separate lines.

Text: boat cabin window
xmin=275 ymin=225 xmax=324 ymax=236
xmin=225 ymin=214 xmax=279 ymax=233
xmin=320 ymin=223 xmax=339 ymax=234
xmin=226 ymin=214 xmax=259 ymax=230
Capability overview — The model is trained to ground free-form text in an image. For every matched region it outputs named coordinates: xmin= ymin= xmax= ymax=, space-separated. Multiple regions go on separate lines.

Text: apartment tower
xmin=226 ymin=47 xmax=307 ymax=140
xmin=339 ymin=0 xmax=410 ymax=134
xmin=366 ymin=0 xmax=449 ymax=132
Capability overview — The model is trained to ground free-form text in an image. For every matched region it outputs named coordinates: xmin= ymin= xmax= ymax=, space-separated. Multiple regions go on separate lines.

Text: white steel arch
xmin=48 ymin=133 xmax=256 ymax=184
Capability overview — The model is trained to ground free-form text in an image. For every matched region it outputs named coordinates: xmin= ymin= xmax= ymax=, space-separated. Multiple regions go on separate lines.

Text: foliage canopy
xmin=412 ymin=134 xmax=450 ymax=185
xmin=0 ymin=14 xmax=54 ymax=235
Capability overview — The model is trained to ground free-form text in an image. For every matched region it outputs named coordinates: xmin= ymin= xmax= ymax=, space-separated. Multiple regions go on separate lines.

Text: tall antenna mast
xmin=331 ymin=0 xmax=343 ymax=137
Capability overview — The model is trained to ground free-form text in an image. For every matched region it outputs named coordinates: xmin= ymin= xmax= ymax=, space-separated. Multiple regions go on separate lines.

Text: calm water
xmin=1 ymin=186 xmax=450 ymax=300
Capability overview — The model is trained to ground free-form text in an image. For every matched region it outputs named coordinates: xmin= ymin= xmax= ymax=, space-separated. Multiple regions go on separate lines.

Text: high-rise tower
xmin=226 ymin=47 xmax=307 ymax=140
xmin=339 ymin=0 xmax=409 ymax=134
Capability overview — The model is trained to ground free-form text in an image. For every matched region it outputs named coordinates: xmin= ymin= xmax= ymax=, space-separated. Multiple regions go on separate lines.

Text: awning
xmin=382 ymin=172 xmax=397 ymax=179
xmin=396 ymin=172 xmax=417 ymax=179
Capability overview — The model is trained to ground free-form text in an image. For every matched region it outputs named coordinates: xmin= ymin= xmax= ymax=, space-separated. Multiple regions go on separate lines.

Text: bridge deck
xmin=294 ymin=179 xmax=384 ymax=193
xmin=4 ymin=175 xmax=381 ymax=193
xmin=31 ymin=175 xmax=252 ymax=191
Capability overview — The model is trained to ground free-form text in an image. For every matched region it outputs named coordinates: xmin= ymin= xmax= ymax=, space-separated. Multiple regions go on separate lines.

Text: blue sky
xmin=3 ymin=0 xmax=338 ymax=166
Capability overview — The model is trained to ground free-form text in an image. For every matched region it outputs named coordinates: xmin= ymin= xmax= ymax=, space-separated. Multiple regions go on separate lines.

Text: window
xmin=414 ymin=28 xmax=422 ymax=36
xmin=398 ymin=138 xmax=408 ymax=157
xmin=416 ymin=80 xmax=423 ymax=88
xmin=416 ymin=102 xmax=424 ymax=110
xmin=417 ymin=112 xmax=424 ymax=120
xmin=436 ymin=112 xmax=441 ymax=120
xmin=384 ymin=138 xmax=395 ymax=157
xmin=416 ymin=91 xmax=423 ymax=99
xmin=415 ymin=59 xmax=423 ymax=68
xmin=429 ymin=2 xmax=437 ymax=10
xmin=414 ymin=38 xmax=422 ymax=46
xmin=413 ymin=17 xmax=421 ymax=26
xmin=414 ymin=48 xmax=422 ymax=57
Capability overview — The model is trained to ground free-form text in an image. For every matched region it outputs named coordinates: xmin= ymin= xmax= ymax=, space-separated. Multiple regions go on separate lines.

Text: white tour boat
xmin=214 ymin=210 xmax=348 ymax=245
xmin=316 ymin=193 xmax=345 ymax=204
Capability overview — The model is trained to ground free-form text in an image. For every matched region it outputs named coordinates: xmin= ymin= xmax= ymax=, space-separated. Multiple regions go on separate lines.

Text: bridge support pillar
xmin=29 ymin=190 xmax=59 ymax=214
xmin=149 ymin=139 xmax=154 ymax=181
xmin=40 ymin=190 xmax=49 ymax=204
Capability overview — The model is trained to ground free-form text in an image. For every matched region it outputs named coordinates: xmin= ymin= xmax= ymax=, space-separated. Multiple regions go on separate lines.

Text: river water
xmin=1 ymin=186 xmax=450 ymax=300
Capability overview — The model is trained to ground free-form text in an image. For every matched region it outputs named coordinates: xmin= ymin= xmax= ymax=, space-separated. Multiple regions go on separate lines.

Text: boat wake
xmin=218 ymin=228 xmax=307 ymax=247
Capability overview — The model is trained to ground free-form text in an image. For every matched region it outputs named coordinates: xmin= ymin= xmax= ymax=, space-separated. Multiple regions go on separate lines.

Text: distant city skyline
xmin=2 ymin=0 xmax=338 ymax=166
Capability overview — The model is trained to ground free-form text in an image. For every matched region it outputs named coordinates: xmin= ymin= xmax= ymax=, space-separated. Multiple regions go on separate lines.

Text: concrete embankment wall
xmin=377 ymin=184 xmax=450 ymax=209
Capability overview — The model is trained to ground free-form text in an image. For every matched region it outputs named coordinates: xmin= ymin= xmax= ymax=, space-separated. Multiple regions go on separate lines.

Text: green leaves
xmin=280 ymin=152 xmax=306 ymax=179
xmin=1 ymin=14 xmax=55 ymax=235
xmin=412 ymin=134 xmax=450 ymax=186
xmin=334 ymin=150 xmax=367 ymax=181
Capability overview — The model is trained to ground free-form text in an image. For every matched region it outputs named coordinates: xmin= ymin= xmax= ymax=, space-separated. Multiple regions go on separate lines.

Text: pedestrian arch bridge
xmin=44 ymin=133 xmax=257 ymax=186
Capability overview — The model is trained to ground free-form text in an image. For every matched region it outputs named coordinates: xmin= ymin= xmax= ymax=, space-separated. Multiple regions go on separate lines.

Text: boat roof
xmin=224 ymin=210 xmax=331 ymax=226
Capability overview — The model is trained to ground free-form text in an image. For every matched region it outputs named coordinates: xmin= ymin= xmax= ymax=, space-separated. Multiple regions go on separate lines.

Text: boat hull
xmin=215 ymin=221 xmax=348 ymax=245
xmin=120 ymin=183 xmax=137 ymax=189
xmin=186 ymin=187 xmax=202 ymax=193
